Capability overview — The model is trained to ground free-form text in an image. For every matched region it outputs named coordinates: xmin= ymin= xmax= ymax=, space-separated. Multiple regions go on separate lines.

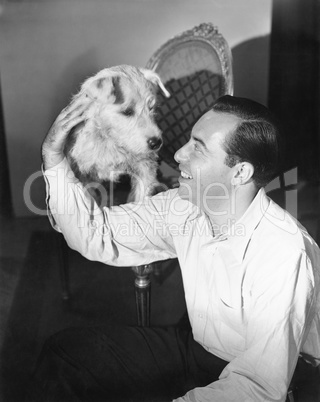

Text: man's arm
xmin=44 ymin=158 xmax=177 ymax=267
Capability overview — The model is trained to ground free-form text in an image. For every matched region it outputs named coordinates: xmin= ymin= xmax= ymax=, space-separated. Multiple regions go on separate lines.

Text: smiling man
xmin=30 ymin=95 xmax=320 ymax=402
xmin=176 ymin=108 xmax=256 ymax=227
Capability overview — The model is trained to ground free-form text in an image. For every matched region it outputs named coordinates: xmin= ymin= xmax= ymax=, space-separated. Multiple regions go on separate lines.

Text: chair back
xmin=146 ymin=23 xmax=233 ymax=171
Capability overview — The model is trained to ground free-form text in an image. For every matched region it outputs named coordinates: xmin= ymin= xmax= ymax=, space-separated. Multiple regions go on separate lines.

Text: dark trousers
xmin=28 ymin=324 xmax=228 ymax=402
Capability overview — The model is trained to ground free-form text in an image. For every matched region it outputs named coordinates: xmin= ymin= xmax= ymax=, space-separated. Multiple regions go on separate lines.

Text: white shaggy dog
xmin=64 ymin=65 xmax=170 ymax=206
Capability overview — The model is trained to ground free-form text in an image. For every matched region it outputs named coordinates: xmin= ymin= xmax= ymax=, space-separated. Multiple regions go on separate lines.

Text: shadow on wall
xmin=232 ymin=35 xmax=270 ymax=106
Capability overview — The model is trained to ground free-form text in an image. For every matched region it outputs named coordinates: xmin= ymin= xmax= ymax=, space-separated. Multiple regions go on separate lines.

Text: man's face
xmin=174 ymin=110 xmax=240 ymax=214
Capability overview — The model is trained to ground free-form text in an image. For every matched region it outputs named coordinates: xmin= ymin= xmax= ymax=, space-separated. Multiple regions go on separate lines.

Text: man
xmin=32 ymin=95 xmax=320 ymax=401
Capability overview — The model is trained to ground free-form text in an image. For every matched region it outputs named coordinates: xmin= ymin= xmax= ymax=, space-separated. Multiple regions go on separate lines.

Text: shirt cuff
xmin=42 ymin=157 xmax=80 ymax=231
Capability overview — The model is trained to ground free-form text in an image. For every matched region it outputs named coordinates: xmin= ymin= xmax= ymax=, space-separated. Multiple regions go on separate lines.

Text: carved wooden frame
xmin=146 ymin=22 xmax=233 ymax=96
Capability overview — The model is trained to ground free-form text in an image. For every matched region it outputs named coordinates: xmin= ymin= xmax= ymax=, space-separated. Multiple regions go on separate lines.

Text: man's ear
xmin=231 ymin=162 xmax=254 ymax=186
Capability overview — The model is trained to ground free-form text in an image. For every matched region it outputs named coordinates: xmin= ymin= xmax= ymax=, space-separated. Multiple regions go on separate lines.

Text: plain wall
xmin=0 ymin=0 xmax=272 ymax=217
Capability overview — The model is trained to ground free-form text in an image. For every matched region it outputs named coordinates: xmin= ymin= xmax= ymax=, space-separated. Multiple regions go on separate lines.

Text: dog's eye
xmin=121 ymin=108 xmax=134 ymax=117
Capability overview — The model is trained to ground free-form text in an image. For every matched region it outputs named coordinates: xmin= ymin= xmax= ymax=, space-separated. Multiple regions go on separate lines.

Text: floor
xmin=0 ymin=215 xmax=186 ymax=402
xmin=0 ymin=216 xmax=51 ymax=349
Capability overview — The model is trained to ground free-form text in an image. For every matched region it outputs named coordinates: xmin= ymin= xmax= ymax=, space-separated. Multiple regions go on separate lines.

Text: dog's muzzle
xmin=148 ymin=137 xmax=163 ymax=151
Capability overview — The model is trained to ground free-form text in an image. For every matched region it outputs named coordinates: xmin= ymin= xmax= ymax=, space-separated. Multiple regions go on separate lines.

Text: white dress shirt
xmin=44 ymin=158 xmax=320 ymax=402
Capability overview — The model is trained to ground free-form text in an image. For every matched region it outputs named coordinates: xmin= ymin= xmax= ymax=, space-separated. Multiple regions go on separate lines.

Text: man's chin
xmin=177 ymin=186 xmax=195 ymax=204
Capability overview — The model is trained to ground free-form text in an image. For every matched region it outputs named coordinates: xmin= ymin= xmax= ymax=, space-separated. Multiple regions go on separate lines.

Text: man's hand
xmin=42 ymin=97 xmax=93 ymax=170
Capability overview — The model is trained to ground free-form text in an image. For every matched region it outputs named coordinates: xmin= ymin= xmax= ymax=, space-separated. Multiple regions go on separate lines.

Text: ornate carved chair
xmin=58 ymin=22 xmax=234 ymax=327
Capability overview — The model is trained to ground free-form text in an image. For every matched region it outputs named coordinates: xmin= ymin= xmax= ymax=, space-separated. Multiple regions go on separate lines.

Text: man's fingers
xmin=61 ymin=96 xmax=83 ymax=114
xmin=59 ymin=99 xmax=93 ymax=126
xmin=61 ymin=115 xmax=86 ymax=134
xmin=63 ymin=95 xmax=92 ymax=116
xmin=45 ymin=101 xmax=91 ymax=149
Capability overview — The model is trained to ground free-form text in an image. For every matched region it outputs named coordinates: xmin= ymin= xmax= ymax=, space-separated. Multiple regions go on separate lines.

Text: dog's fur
xmin=64 ymin=65 xmax=170 ymax=206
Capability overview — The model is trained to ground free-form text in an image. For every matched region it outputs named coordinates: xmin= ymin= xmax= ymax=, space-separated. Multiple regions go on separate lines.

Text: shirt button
xmin=199 ymin=314 xmax=203 ymax=319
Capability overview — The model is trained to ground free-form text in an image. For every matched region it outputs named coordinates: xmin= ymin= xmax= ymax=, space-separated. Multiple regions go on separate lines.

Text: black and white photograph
xmin=0 ymin=1 xmax=319 ymax=401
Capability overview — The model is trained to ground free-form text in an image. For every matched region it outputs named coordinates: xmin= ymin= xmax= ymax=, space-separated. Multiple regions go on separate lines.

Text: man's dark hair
xmin=212 ymin=95 xmax=281 ymax=188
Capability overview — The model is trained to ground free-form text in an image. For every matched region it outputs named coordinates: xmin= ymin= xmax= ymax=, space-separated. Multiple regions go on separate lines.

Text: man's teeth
xmin=181 ymin=171 xmax=192 ymax=179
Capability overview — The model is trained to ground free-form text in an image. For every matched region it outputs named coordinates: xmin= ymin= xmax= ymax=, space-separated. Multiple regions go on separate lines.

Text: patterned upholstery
xmin=156 ymin=70 xmax=222 ymax=169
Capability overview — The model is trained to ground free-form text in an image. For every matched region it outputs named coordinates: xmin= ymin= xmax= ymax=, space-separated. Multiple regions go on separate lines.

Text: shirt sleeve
xmin=43 ymin=158 xmax=177 ymax=266
xmin=173 ymin=249 xmax=317 ymax=402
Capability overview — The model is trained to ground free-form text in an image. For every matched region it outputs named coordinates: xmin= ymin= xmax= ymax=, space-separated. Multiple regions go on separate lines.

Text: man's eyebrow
xmin=192 ymin=135 xmax=208 ymax=150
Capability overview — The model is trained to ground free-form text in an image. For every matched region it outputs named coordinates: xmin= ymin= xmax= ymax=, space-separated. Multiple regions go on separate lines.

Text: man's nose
xmin=174 ymin=144 xmax=188 ymax=164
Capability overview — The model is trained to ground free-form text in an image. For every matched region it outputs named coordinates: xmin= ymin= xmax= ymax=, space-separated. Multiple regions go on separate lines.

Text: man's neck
xmin=205 ymin=185 xmax=258 ymax=236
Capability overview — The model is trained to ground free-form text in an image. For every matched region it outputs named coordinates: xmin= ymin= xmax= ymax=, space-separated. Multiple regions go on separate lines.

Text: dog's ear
xmin=82 ymin=74 xmax=125 ymax=104
xmin=140 ymin=68 xmax=170 ymax=98
xmin=110 ymin=76 xmax=125 ymax=104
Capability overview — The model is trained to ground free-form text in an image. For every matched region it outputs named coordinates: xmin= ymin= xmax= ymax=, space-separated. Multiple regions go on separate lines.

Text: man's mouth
xmin=180 ymin=171 xmax=193 ymax=180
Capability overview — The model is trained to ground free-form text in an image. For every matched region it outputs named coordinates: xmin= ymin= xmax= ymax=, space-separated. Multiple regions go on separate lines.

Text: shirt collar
xmin=224 ymin=188 xmax=270 ymax=262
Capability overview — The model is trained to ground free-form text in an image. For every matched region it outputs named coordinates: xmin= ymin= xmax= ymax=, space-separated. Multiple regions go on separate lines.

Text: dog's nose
xmin=148 ymin=137 xmax=163 ymax=150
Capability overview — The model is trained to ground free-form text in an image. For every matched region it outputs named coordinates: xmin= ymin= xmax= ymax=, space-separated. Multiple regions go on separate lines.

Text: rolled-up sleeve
xmin=43 ymin=158 xmax=177 ymax=266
